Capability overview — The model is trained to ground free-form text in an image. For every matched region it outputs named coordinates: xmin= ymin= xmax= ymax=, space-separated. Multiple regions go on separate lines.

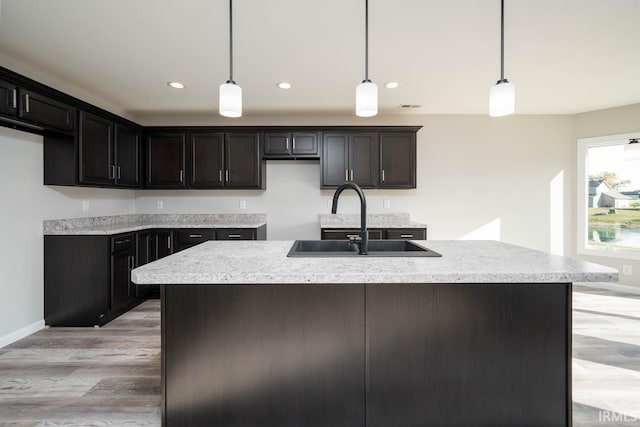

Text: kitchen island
xmin=132 ymin=240 xmax=617 ymax=427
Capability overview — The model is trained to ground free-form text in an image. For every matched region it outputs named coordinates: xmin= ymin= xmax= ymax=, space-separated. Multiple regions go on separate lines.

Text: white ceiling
xmin=0 ymin=0 xmax=639 ymax=117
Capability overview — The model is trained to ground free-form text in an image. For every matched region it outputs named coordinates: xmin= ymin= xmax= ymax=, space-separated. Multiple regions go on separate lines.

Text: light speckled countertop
xmin=43 ymin=214 xmax=267 ymax=235
xmin=320 ymin=213 xmax=426 ymax=229
xmin=131 ymin=240 xmax=618 ymax=285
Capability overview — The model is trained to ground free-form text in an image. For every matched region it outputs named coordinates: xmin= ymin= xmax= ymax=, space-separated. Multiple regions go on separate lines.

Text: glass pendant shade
xmin=356 ymin=80 xmax=378 ymax=117
xmin=489 ymin=80 xmax=515 ymax=117
xmin=219 ymin=81 xmax=242 ymax=118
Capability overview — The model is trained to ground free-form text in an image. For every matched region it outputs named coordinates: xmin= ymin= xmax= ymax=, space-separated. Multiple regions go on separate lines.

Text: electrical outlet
xmin=383 ymin=199 xmax=390 ymax=209
xmin=82 ymin=201 xmax=90 ymax=212
xmin=622 ymin=265 xmax=632 ymax=275
xmin=156 ymin=200 xmax=164 ymax=210
xmin=239 ymin=200 xmax=247 ymax=210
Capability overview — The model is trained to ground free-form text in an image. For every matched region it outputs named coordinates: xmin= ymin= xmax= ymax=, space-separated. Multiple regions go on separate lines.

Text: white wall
xmin=0 ymin=126 xmax=135 ymax=345
xmin=135 ymin=113 xmax=574 ymax=255
xmin=572 ymin=103 xmax=640 ymax=287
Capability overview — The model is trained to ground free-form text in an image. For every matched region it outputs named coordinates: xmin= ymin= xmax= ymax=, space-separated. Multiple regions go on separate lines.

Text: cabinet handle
xmin=345 ymin=170 xmax=349 ymax=181
xmin=227 ymin=234 xmax=242 ymax=238
xmin=292 ymin=137 xmax=296 ymax=150
xmin=109 ymin=165 xmax=115 ymax=180
xmin=10 ymin=89 xmax=17 ymax=108
xmin=115 ymin=239 xmax=131 ymax=245
xmin=219 ymin=170 xmax=223 ymax=182
xmin=128 ymin=255 xmax=135 ymax=270
xmin=188 ymin=234 xmax=202 ymax=238
xmin=225 ymin=170 xmax=229 ymax=182
xmin=179 ymin=169 xmax=184 ymax=182
xmin=24 ymin=94 xmax=30 ymax=113
xmin=350 ymin=170 xmax=354 ymax=181
xmin=382 ymin=169 xmax=385 ymax=182
xmin=117 ymin=166 xmax=121 ymax=180
xmin=155 ymin=238 xmax=159 ymax=258
xmin=400 ymin=234 xmax=414 ymax=238
xmin=285 ymin=137 xmax=289 ymax=150
xmin=168 ymin=236 xmax=171 ymax=249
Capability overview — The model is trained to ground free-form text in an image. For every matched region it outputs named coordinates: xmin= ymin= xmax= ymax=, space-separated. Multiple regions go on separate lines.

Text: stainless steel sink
xmin=287 ymin=240 xmax=442 ymax=257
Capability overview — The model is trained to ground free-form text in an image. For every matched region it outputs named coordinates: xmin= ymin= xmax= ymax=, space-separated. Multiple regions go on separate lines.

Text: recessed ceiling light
xmin=167 ymin=82 xmax=185 ymax=89
xmin=277 ymin=82 xmax=292 ymax=89
xmin=384 ymin=82 xmax=399 ymax=89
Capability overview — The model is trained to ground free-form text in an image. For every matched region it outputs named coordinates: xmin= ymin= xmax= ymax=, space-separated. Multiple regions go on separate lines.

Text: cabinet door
xmin=136 ymin=231 xmax=156 ymax=266
xmin=291 ymin=132 xmax=318 ymax=156
xmin=384 ymin=228 xmax=426 ymax=240
xmin=321 ymin=229 xmax=383 ymax=240
xmin=321 ymin=133 xmax=349 ymax=187
xmin=0 ymin=79 xmax=18 ymax=117
xmin=146 ymin=133 xmax=186 ymax=188
xmin=380 ymin=132 xmax=416 ymax=188
xmin=18 ymin=89 xmax=75 ymax=132
xmin=225 ymin=132 xmax=262 ymax=188
xmin=216 ymin=228 xmax=255 ymax=240
xmin=190 ymin=133 xmax=224 ymax=188
xmin=263 ymin=132 xmax=291 ymax=156
xmin=349 ymin=132 xmax=379 ymax=188
xmin=154 ymin=230 xmax=173 ymax=259
xmin=79 ymin=111 xmax=114 ymax=185
xmin=110 ymin=250 xmax=134 ymax=311
xmin=115 ymin=123 xmax=141 ymax=188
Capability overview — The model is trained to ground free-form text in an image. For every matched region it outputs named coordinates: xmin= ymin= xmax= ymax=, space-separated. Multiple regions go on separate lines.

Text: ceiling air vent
xmin=400 ymin=104 xmax=422 ymax=109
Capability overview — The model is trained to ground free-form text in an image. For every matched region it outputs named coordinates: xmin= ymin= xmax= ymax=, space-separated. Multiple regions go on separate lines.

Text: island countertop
xmin=131 ymin=240 xmax=618 ymax=285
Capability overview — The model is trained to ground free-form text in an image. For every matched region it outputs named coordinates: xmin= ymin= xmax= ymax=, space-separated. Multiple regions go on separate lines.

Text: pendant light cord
xmin=229 ymin=0 xmax=234 ymax=82
xmin=364 ymin=0 xmax=369 ymax=82
xmin=500 ymin=0 xmax=505 ymax=82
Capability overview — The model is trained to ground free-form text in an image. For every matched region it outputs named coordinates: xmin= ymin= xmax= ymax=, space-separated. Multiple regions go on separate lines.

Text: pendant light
xmin=219 ymin=0 xmax=242 ymax=118
xmin=356 ymin=0 xmax=377 ymax=117
xmin=489 ymin=0 xmax=514 ymax=117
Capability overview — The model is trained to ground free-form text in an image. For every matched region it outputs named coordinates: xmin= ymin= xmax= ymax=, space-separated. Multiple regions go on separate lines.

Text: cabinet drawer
xmin=216 ymin=228 xmax=255 ymax=240
xmin=175 ymin=229 xmax=215 ymax=245
xmin=111 ymin=233 xmax=135 ymax=253
xmin=384 ymin=228 xmax=426 ymax=240
xmin=321 ymin=229 xmax=383 ymax=240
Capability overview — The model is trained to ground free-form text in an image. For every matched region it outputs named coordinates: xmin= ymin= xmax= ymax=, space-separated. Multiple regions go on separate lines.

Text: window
xmin=577 ymin=132 xmax=640 ymax=259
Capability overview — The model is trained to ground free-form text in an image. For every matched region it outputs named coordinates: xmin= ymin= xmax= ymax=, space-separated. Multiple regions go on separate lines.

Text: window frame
xmin=577 ymin=132 xmax=640 ymax=260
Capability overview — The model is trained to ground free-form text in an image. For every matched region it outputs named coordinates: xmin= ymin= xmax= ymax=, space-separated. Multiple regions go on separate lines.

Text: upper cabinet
xmin=78 ymin=111 xmax=141 ymax=187
xmin=147 ymin=131 xmax=264 ymax=190
xmin=321 ymin=129 xmax=418 ymax=189
xmin=379 ymin=131 xmax=416 ymax=189
xmin=322 ymin=132 xmax=379 ymax=188
xmin=146 ymin=133 xmax=187 ymax=188
xmin=263 ymin=131 xmax=319 ymax=159
xmin=0 ymin=77 xmax=75 ymax=133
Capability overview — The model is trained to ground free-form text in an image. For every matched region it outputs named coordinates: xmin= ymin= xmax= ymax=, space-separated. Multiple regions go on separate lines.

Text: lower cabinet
xmin=321 ymin=227 xmax=426 ymax=241
xmin=45 ymin=233 xmax=144 ymax=327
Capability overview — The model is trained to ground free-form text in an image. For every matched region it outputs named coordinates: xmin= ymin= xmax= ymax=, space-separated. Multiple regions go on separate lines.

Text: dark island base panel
xmin=161 ymin=283 xmax=571 ymax=427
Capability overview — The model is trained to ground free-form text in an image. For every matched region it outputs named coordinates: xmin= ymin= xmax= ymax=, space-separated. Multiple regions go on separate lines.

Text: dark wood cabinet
xmin=79 ymin=111 xmax=114 ymax=185
xmin=163 ymin=284 xmax=365 ymax=427
xmin=263 ymin=131 xmax=319 ymax=158
xmin=0 ymin=79 xmax=18 ymax=117
xmin=225 ymin=132 xmax=263 ymax=188
xmin=379 ymin=132 xmax=416 ymax=188
xmin=154 ymin=230 xmax=174 ymax=259
xmin=45 ymin=233 xmax=142 ymax=327
xmin=18 ymin=89 xmax=75 ymax=132
xmin=322 ymin=227 xmax=426 ymax=241
xmin=322 ymin=132 xmax=379 ymax=188
xmin=190 ymin=133 xmax=225 ymax=188
xmin=146 ymin=133 xmax=186 ymax=188
xmin=110 ymin=233 xmax=136 ymax=312
xmin=172 ymin=229 xmax=215 ymax=252
xmin=114 ymin=123 xmax=141 ymax=187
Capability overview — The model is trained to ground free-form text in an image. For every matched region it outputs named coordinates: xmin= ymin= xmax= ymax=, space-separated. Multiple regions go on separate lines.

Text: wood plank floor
xmin=0 ymin=288 xmax=638 ymax=426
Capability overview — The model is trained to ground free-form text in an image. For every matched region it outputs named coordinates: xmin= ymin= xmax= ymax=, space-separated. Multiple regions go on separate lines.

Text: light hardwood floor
xmin=0 ymin=288 xmax=638 ymax=426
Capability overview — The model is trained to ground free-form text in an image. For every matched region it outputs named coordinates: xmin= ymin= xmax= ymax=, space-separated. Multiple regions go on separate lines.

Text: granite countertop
xmin=131 ymin=240 xmax=618 ymax=285
xmin=320 ymin=213 xmax=427 ymax=229
xmin=43 ymin=214 xmax=267 ymax=235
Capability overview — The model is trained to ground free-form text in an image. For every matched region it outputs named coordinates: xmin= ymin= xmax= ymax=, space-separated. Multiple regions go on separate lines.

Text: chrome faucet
xmin=331 ymin=182 xmax=368 ymax=255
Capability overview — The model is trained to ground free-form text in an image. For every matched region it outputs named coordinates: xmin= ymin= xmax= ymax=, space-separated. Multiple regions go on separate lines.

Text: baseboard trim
xmin=0 ymin=320 xmax=45 ymax=349
xmin=574 ymin=282 xmax=640 ymax=296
